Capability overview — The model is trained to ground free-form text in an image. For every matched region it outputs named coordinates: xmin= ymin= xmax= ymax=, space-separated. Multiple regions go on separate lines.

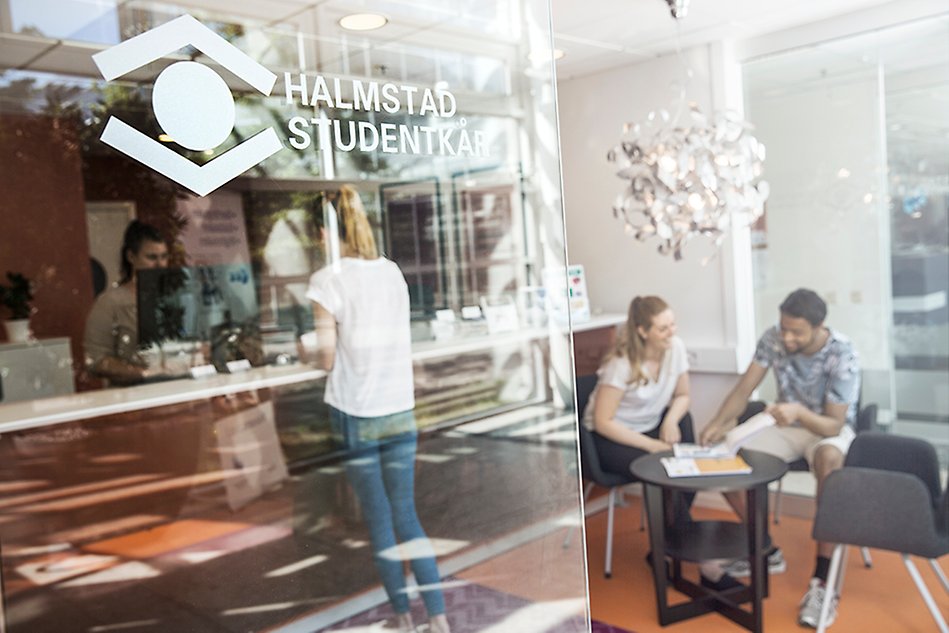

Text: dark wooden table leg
xmin=643 ymin=482 xmax=671 ymax=624
xmin=747 ymin=485 xmax=767 ymax=633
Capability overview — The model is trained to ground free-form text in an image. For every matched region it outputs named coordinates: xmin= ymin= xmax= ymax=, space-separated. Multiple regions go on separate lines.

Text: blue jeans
xmin=330 ymin=407 xmax=445 ymax=616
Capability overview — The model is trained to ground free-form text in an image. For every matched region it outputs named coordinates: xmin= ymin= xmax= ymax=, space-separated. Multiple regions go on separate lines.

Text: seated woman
xmin=583 ymin=295 xmax=696 ymax=534
xmin=83 ymin=220 xmax=169 ymax=385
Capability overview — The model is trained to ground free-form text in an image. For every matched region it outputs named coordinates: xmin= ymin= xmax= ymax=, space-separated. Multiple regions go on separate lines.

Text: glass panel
xmin=0 ymin=0 xmax=588 ymax=630
xmin=884 ymin=20 xmax=949 ymax=454
xmin=744 ymin=15 xmax=949 ymax=469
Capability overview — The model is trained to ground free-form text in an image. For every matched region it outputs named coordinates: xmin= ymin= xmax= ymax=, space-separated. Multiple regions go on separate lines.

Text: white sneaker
xmin=798 ymin=578 xmax=838 ymax=629
xmin=722 ymin=547 xmax=787 ymax=578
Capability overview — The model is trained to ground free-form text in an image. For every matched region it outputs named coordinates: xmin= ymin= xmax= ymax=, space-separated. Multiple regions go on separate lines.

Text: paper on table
xmin=661 ymin=455 xmax=753 ymax=478
xmin=674 ymin=412 xmax=776 ymax=458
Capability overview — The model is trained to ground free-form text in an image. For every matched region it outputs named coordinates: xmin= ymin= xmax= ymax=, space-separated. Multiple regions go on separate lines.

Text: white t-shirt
xmin=582 ymin=336 xmax=689 ymax=434
xmin=305 ymin=257 xmax=414 ymax=417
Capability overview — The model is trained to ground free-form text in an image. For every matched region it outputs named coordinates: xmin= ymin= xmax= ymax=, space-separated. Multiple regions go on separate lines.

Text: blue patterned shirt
xmin=753 ymin=326 xmax=860 ymax=426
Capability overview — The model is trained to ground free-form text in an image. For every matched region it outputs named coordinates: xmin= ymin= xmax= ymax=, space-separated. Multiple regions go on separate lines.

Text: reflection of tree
xmin=77 ymin=84 xmax=190 ymax=264
xmin=244 ymin=191 xmax=324 ymax=266
xmin=0 ymin=72 xmax=191 ymax=265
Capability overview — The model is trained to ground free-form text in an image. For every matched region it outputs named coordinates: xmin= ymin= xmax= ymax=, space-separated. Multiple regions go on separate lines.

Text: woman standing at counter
xmin=306 ymin=186 xmax=450 ymax=633
xmin=83 ymin=220 xmax=169 ymax=385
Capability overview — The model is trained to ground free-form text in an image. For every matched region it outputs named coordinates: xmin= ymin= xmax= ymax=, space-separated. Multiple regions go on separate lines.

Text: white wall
xmin=557 ymin=46 xmax=748 ymax=426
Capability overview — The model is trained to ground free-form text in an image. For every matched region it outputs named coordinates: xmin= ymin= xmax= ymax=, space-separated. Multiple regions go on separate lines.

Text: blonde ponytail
xmin=336 ymin=185 xmax=378 ymax=260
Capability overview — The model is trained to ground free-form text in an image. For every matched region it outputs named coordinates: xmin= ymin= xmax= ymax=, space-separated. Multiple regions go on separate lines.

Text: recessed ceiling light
xmin=339 ymin=13 xmax=388 ymax=31
xmin=528 ymin=48 xmax=566 ymax=63
xmin=158 ymin=134 xmax=175 ymax=143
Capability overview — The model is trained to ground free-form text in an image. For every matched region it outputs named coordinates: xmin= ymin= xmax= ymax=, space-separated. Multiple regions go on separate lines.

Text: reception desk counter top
xmin=0 ymin=364 xmax=329 ymax=433
xmin=0 ymin=316 xmax=626 ymax=435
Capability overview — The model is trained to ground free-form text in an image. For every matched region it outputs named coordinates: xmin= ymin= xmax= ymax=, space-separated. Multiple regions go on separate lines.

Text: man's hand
xmin=699 ymin=421 xmax=727 ymax=446
xmin=659 ymin=419 xmax=681 ymax=445
xmin=767 ymin=402 xmax=802 ymax=427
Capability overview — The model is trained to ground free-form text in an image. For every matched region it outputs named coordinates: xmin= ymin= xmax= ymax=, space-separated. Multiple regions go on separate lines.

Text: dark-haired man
xmin=700 ymin=288 xmax=860 ymax=629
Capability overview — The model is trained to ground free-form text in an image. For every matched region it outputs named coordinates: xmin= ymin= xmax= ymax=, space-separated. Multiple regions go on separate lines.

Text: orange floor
xmin=585 ymin=492 xmax=949 ymax=633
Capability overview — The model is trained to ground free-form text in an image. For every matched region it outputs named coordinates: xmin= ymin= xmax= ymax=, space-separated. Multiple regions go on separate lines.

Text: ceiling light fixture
xmin=338 ymin=13 xmax=388 ymax=32
xmin=158 ymin=133 xmax=175 ymax=143
xmin=606 ymin=0 xmax=768 ymax=261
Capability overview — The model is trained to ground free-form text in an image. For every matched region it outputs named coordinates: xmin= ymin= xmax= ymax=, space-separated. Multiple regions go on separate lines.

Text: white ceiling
xmin=550 ymin=0 xmax=896 ymax=79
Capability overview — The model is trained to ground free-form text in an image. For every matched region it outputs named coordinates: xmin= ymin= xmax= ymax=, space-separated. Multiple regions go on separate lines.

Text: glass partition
xmin=743 ymin=15 xmax=949 ymax=472
xmin=0 ymin=1 xmax=589 ymax=630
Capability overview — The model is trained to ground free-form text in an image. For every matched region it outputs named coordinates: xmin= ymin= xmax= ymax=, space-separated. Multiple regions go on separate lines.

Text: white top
xmin=583 ymin=335 xmax=689 ymax=433
xmin=306 ymin=257 xmax=414 ymax=417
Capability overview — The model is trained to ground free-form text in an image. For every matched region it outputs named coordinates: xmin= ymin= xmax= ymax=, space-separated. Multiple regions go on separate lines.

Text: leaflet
xmin=660 ymin=455 xmax=753 ymax=478
xmin=673 ymin=411 xmax=776 ymax=458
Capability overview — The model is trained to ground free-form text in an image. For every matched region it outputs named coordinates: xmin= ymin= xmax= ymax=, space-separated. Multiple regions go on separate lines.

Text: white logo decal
xmin=93 ymin=15 xmax=283 ymax=196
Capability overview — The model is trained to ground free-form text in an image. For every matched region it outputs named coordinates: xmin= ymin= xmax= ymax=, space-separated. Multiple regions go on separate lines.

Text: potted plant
xmin=0 ymin=272 xmax=34 ymax=342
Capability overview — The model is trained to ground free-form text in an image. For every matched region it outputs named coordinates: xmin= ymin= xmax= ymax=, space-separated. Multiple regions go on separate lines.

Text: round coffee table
xmin=631 ymin=449 xmax=788 ymax=633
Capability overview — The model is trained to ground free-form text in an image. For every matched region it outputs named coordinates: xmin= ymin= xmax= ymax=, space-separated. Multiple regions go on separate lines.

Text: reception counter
xmin=0 ymin=364 xmax=327 ymax=434
xmin=0 ymin=320 xmax=598 ymax=435
xmin=0 ymin=323 xmax=588 ymax=633
xmin=0 ymin=317 xmax=627 ymax=436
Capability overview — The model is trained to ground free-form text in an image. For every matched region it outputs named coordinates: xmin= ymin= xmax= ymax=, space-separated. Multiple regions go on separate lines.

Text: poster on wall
xmin=544 ymin=264 xmax=591 ymax=326
xmin=567 ymin=265 xmax=591 ymax=324
xmin=179 ymin=191 xmax=251 ymax=265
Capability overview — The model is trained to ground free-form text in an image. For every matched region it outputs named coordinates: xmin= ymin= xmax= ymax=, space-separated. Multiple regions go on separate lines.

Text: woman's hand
xmin=659 ymin=419 xmax=681 ymax=445
xmin=647 ymin=437 xmax=673 ymax=454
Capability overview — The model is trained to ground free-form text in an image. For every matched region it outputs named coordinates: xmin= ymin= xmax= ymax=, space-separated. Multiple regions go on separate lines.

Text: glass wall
xmin=0 ymin=1 xmax=589 ymax=631
xmin=744 ymin=15 xmax=949 ymax=467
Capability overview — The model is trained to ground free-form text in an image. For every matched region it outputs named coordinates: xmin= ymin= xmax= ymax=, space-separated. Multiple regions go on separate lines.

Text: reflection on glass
xmin=0 ymin=1 xmax=586 ymax=631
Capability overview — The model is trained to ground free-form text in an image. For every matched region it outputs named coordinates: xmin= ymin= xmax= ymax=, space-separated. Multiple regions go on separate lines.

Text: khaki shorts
xmin=741 ymin=424 xmax=856 ymax=468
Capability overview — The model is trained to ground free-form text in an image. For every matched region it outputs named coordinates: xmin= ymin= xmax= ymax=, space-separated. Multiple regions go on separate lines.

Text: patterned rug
xmin=590 ymin=620 xmax=635 ymax=633
xmin=323 ymin=580 xmax=635 ymax=632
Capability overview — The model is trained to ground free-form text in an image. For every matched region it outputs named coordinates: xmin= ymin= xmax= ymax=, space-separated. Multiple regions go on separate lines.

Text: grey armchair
xmin=812 ymin=432 xmax=949 ymax=633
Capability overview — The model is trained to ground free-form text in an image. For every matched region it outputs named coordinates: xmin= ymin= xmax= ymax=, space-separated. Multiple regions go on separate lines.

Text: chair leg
xmin=605 ymin=488 xmax=617 ymax=578
xmin=773 ymin=478 xmax=783 ymax=525
xmin=929 ymin=559 xmax=949 ymax=595
xmin=902 ymin=554 xmax=949 ymax=633
xmin=817 ymin=545 xmax=845 ymax=633
xmin=860 ymin=546 xmax=873 ymax=568
xmin=564 ymin=482 xmax=595 ymax=549
xmin=834 ymin=546 xmax=850 ymax=598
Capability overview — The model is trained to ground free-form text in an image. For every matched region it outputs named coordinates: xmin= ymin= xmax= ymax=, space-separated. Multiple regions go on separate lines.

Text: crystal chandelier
xmin=607 ymin=2 xmax=769 ymax=260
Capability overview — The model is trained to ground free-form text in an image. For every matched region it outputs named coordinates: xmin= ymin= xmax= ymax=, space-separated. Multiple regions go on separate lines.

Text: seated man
xmin=700 ymin=288 xmax=860 ymax=629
